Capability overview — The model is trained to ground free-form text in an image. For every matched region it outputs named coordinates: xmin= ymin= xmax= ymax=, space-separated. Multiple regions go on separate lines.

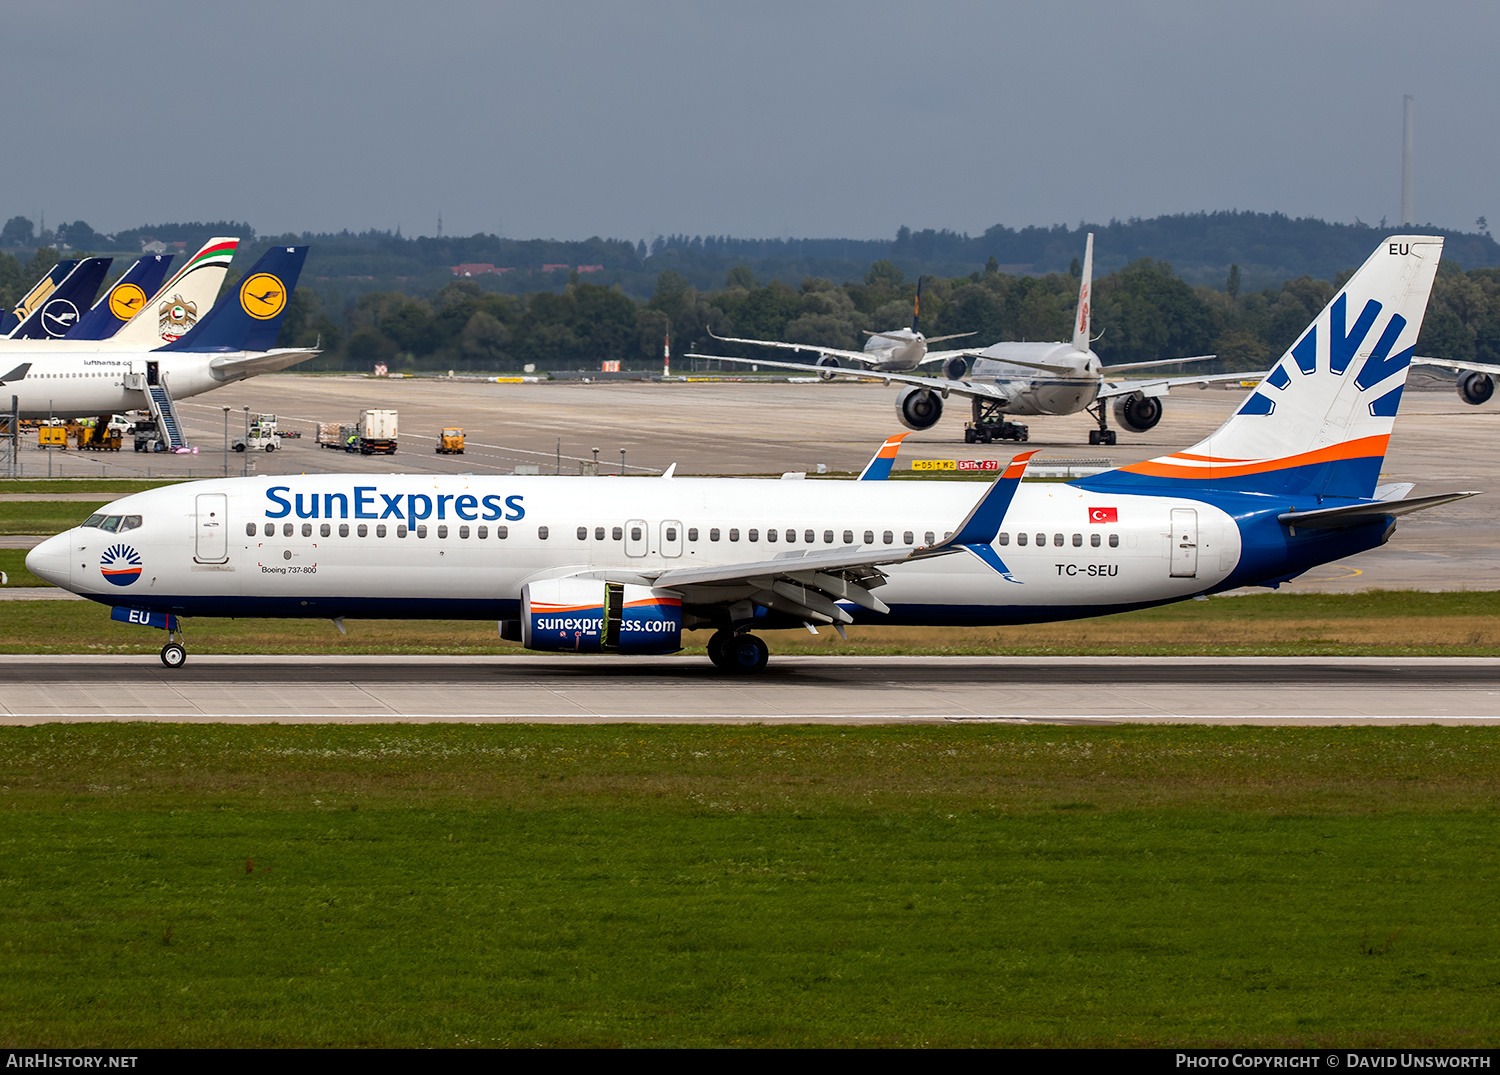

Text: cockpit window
xmin=82 ymin=513 xmax=105 ymax=528
xmin=98 ymin=516 xmax=122 ymax=533
xmin=118 ymin=516 xmax=143 ymax=533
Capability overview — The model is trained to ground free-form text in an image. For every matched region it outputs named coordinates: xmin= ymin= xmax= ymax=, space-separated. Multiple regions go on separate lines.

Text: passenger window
xmin=417 ymin=525 xmax=428 ymax=538
xmin=903 ymin=531 xmax=913 ymax=545
xmin=843 ymin=530 xmax=854 ymax=544
xmin=497 ymin=526 xmax=508 ymax=539
xmin=1091 ymin=533 xmax=1101 ymax=547
xmin=787 ymin=529 xmax=797 ymax=543
xmin=265 ymin=523 xmax=276 ymax=537
xmin=766 ymin=529 xmax=777 ymax=543
xmin=339 ymin=524 xmax=350 ymax=537
xmin=595 ymin=527 xmax=605 ymax=540
xmin=1035 ymin=533 xmax=1045 ymax=546
xmin=666 ymin=526 xmax=677 ymax=542
xmin=538 ymin=526 xmax=549 ymax=540
xmin=612 ymin=526 xmax=623 ymax=540
xmin=1053 ymin=533 xmax=1064 ymax=546
xmin=283 ymin=523 xmax=294 ymax=537
xmin=1017 ymin=533 xmax=1028 ymax=546
xmin=1072 ymin=533 xmax=1082 ymax=547
xmin=577 ymin=527 xmax=588 ymax=540
xmin=436 ymin=525 xmax=446 ymax=538
xmin=824 ymin=530 xmax=834 ymax=543
xmin=729 ymin=529 xmax=740 ymax=542
xmin=710 ymin=528 xmax=721 ymax=541
xmin=688 ymin=528 xmax=699 ymax=542
xmin=863 ymin=530 xmax=874 ymax=544
xmin=459 ymin=526 xmax=469 ymax=539
xmin=925 ymin=531 xmax=935 ymax=545
xmin=320 ymin=524 xmax=331 ymax=537
xmin=399 ymin=524 xmax=410 ymax=538
xmin=474 ymin=526 xmax=483 ymax=539
xmin=748 ymin=529 xmax=759 ymax=542
xmin=630 ymin=526 xmax=642 ymax=541
xmin=246 ymin=523 xmax=257 ymax=536
xmin=803 ymin=530 xmax=814 ymax=543
xmin=1109 ymin=533 xmax=1119 ymax=548
xmin=302 ymin=523 xmax=313 ymax=537
xmin=883 ymin=531 xmax=894 ymax=544
xmin=99 ymin=516 xmax=121 ymax=533
xmin=998 ymin=533 xmax=1009 ymax=546
xmin=358 ymin=524 xmax=369 ymax=537
xmin=377 ymin=524 xmax=388 ymax=538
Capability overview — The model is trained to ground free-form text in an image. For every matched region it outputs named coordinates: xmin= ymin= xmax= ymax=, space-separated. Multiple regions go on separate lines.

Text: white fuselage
xmin=970 ymin=342 xmax=1102 ymax=416
xmin=28 ymin=474 xmax=1241 ymax=626
xmin=860 ymin=329 xmax=927 ymax=371
xmin=3 ymin=351 xmax=251 ymax=419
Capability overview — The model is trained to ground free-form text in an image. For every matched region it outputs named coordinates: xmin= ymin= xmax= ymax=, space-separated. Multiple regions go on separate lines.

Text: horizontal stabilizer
xmin=1278 ymin=491 xmax=1478 ymax=530
xmin=0 ymin=362 xmax=31 ymax=383
xmin=209 ymin=348 xmax=320 ymax=380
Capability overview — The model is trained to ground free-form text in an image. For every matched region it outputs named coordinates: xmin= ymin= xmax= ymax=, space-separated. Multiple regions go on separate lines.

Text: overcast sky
xmin=5 ymin=0 xmax=1495 ymax=242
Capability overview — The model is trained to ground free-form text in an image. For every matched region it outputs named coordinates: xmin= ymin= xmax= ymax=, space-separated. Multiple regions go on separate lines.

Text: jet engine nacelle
xmin=816 ymin=354 xmax=840 ymax=381
xmin=1457 ymin=370 xmax=1494 ymax=405
xmin=895 ymin=385 xmax=944 ymax=430
xmin=1113 ymin=391 xmax=1163 ymax=433
xmin=521 ymin=578 xmax=682 ymax=654
xmin=944 ymin=356 xmax=969 ymax=381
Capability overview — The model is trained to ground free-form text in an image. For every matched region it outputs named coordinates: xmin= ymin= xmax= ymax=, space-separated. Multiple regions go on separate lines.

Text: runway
xmin=3 ymin=655 xmax=1498 ymax=725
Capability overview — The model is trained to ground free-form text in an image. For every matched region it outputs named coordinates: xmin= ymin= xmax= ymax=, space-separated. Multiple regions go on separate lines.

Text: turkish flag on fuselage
xmin=1089 ymin=507 xmax=1118 ymax=523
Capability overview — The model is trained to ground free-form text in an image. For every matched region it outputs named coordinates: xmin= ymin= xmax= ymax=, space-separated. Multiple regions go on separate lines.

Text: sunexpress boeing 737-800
xmin=28 ymin=237 xmax=1475 ymax=672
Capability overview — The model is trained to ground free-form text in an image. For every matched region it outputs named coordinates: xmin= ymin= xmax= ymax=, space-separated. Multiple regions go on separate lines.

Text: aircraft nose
xmin=25 ymin=532 xmax=73 ymax=589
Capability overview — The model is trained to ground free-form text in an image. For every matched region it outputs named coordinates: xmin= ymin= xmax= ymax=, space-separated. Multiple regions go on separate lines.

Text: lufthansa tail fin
xmin=1084 ymin=236 xmax=1443 ymax=500
xmin=7 ymin=258 xmax=113 ymax=338
xmin=1071 ymin=232 xmax=1093 ymax=353
xmin=65 ymin=254 xmax=174 ymax=340
xmin=158 ymin=245 xmax=308 ymax=353
xmin=2 ymin=260 xmax=77 ymax=335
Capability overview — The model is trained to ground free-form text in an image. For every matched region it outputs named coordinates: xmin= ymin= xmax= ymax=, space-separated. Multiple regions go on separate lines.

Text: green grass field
xmin=3 ymin=590 xmax=1499 ymax=657
xmin=0 ymin=723 xmax=1494 ymax=1047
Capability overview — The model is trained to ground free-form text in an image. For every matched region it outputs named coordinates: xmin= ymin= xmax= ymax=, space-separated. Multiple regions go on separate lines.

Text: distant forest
xmin=1 ymin=210 xmax=1497 ymax=375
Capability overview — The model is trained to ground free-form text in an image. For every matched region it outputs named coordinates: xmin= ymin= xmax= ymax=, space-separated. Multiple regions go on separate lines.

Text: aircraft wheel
xmin=160 ymin=643 xmax=187 ymax=669
xmin=707 ymin=631 xmax=733 ymax=669
xmin=725 ymin=633 xmax=770 ymax=674
xmin=964 ymin=429 xmax=976 ymax=444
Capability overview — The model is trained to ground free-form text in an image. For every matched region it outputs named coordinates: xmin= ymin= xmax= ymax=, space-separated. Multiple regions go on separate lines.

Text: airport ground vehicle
xmin=28 ymin=238 xmax=1473 ymax=672
xmin=37 ymin=425 xmax=66 ymax=449
xmin=357 ymin=410 xmax=398 ymax=454
xmin=436 ymin=427 xmax=465 ymax=454
xmin=233 ymin=414 xmax=279 ymax=452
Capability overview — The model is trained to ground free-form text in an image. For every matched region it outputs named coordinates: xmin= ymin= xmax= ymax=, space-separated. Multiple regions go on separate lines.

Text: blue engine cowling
xmin=521 ymin=578 xmax=683 ymax=654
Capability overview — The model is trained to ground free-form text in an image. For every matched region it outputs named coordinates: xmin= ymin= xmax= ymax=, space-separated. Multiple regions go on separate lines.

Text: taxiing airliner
xmin=692 ymin=234 xmax=1260 ymax=445
xmin=28 ymin=237 xmax=1473 ymax=673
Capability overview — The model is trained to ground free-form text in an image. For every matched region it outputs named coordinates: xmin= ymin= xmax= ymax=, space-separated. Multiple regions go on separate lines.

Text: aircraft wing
xmin=208 ymin=348 xmax=320 ymax=381
xmin=1097 ymin=370 xmax=1266 ymax=400
xmin=704 ymin=328 xmax=875 ymax=365
xmin=685 ymin=352 xmax=1016 ymax=402
xmin=1100 ymin=355 xmax=1218 ymax=374
xmin=1412 ymin=356 xmax=1500 ymax=376
xmin=915 ymin=347 xmax=989 ymax=367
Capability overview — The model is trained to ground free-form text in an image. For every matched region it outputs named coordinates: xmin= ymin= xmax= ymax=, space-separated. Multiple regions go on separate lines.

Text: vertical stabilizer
xmin=158 ymin=246 xmax=308 ymax=353
xmin=1071 ymin=232 xmax=1093 ymax=352
xmin=8 ymin=258 xmax=113 ymax=339
xmin=65 ymin=255 xmax=174 ymax=340
xmin=1086 ymin=237 xmax=1443 ymax=499
xmin=112 ymin=238 xmax=238 ymax=348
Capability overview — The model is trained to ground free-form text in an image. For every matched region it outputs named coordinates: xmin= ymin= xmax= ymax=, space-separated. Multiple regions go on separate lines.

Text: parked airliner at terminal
xmin=29 ymin=238 xmax=1473 ymax=672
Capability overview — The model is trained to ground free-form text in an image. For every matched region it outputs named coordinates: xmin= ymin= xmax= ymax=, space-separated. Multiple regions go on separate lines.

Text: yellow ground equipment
xmin=38 ymin=426 xmax=67 ymax=449
xmin=436 ymin=427 xmax=465 ymax=454
xmin=75 ymin=424 xmax=122 ymax=451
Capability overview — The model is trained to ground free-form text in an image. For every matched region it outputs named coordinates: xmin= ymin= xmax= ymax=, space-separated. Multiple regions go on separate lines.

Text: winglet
xmin=1072 ymin=233 xmax=1093 ymax=352
xmin=857 ymin=432 xmax=911 ymax=480
xmin=913 ymin=450 xmax=1038 ymax=581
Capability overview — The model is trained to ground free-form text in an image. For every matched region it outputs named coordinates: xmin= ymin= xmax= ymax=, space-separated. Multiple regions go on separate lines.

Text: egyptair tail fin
xmin=1083 ymin=236 xmax=1443 ymax=499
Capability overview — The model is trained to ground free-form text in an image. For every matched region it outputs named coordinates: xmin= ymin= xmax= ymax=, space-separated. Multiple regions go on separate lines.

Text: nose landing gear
xmin=160 ymin=641 xmax=186 ymax=668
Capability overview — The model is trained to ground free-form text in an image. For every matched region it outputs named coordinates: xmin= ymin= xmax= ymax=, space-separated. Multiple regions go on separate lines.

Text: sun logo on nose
xmin=100 ymin=543 xmax=143 ymax=586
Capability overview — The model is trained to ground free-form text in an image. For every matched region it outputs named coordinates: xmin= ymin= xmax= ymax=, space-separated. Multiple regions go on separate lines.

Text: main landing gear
xmin=964 ymin=398 xmax=1029 ymax=443
xmin=707 ymin=630 xmax=770 ymax=673
xmin=1087 ymin=400 xmax=1117 ymax=446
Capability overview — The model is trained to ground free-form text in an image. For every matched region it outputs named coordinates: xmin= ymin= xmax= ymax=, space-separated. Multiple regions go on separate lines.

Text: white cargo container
xmin=357 ymin=409 xmax=398 ymax=455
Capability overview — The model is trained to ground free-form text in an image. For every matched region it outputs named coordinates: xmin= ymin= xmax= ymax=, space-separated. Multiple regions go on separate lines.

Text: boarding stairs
xmin=145 ymin=384 xmax=188 ymax=450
